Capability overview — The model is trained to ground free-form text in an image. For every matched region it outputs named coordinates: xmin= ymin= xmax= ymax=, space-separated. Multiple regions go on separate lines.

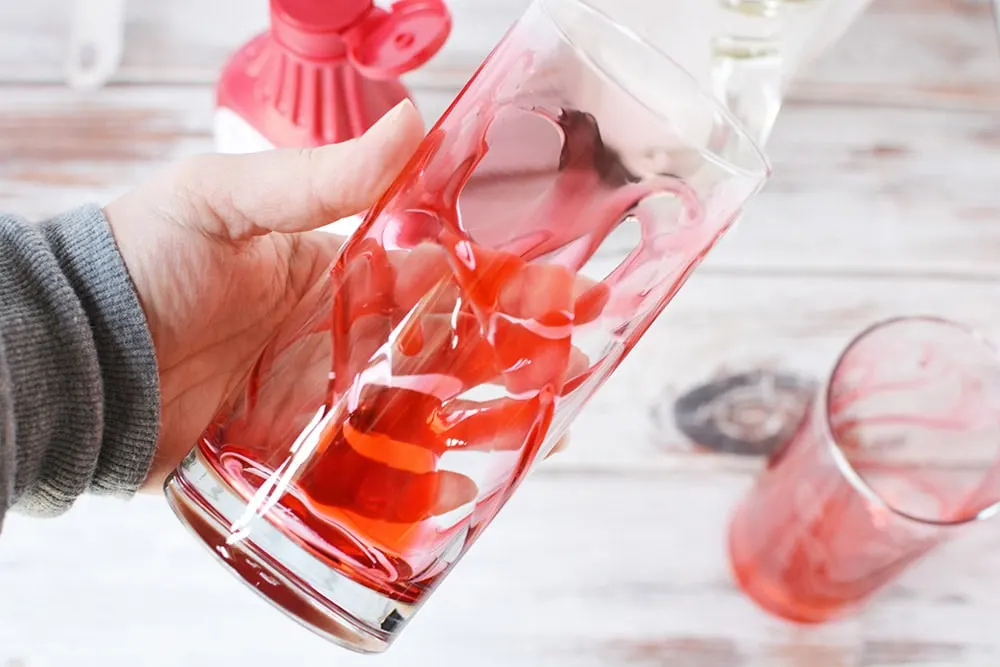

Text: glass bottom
xmin=164 ymin=449 xmax=416 ymax=653
xmin=727 ymin=506 xmax=850 ymax=625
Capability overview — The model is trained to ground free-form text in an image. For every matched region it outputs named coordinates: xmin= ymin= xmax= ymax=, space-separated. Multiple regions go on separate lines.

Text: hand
xmin=106 ymin=101 xmax=570 ymax=492
xmin=105 ymin=101 xmax=425 ymax=489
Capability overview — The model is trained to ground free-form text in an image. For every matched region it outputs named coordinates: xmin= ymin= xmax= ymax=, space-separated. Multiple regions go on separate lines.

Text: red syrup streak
xmin=728 ymin=343 xmax=998 ymax=623
xmin=728 ymin=448 xmax=941 ymax=624
xmin=197 ymin=44 xmax=706 ymax=604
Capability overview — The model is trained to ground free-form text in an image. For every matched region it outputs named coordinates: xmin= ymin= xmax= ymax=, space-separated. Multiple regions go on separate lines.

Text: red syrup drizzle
xmin=200 ymin=44 xmax=706 ymax=603
xmin=730 ymin=337 xmax=1000 ymax=622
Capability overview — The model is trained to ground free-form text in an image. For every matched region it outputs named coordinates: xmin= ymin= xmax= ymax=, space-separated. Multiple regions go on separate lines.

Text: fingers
xmin=175 ymin=100 xmax=425 ymax=240
xmin=545 ymin=434 xmax=570 ymax=458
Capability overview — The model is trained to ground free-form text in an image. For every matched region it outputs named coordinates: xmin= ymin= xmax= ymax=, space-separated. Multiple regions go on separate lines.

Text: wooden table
xmin=1 ymin=1 xmax=999 ymax=664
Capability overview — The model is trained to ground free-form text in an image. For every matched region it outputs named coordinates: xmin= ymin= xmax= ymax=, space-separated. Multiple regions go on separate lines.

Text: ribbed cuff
xmin=40 ymin=205 xmax=161 ymax=498
xmin=0 ymin=205 xmax=160 ymax=519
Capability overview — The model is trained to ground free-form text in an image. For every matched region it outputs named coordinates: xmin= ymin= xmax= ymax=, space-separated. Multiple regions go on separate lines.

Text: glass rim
xmin=536 ymin=0 xmax=772 ymax=183
xmin=819 ymin=314 xmax=1000 ymax=528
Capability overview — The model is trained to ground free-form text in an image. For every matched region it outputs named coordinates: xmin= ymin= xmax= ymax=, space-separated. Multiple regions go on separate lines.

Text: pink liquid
xmin=729 ymin=404 xmax=961 ymax=623
xmin=729 ymin=472 xmax=935 ymax=623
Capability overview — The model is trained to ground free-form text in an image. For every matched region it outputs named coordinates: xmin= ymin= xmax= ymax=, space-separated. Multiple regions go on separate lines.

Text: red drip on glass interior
xmin=198 ymin=39 xmax=708 ymax=604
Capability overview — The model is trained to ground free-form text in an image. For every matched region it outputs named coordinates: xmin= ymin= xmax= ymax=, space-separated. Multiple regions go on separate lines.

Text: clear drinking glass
xmin=604 ymin=0 xmax=872 ymax=145
xmin=164 ymin=0 xmax=769 ymax=653
xmin=728 ymin=316 xmax=1000 ymax=624
xmin=708 ymin=0 xmax=873 ymax=145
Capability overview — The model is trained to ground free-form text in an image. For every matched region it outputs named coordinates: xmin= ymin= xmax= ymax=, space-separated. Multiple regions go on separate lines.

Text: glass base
xmin=727 ymin=508 xmax=846 ymax=625
xmin=164 ymin=449 xmax=416 ymax=654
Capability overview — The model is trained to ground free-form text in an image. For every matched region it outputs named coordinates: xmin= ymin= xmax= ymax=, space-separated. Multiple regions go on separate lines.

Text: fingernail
xmin=376 ymin=99 xmax=415 ymax=127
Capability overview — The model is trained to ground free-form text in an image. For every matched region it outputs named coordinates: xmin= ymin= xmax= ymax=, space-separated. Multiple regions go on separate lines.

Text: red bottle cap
xmin=269 ymin=0 xmax=451 ymax=77
xmin=346 ymin=0 xmax=453 ymax=80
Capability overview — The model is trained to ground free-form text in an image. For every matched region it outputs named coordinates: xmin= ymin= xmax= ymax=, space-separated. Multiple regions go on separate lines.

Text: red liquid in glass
xmin=197 ymin=83 xmax=707 ymax=604
xmin=201 ymin=246 xmax=578 ymax=601
xmin=728 ymin=428 xmax=943 ymax=623
xmin=729 ymin=486 xmax=930 ymax=623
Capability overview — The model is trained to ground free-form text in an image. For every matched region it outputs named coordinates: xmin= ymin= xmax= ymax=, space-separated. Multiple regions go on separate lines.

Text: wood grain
xmin=0 ymin=85 xmax=453 ymax=220
xmin=559 ymin=269 xmax=1000 ymax=470
xmin=3 ymin=82 xmax=1000 ymax=470
xmin=718 ymin=103 xmax=1000 ymax=277
xmin=792 ymin=0 xmax=1000 ymax=109
xmin=1 ymin=4 xmax=999 ymax=661
xmin=0 ymin=0 xmax=997 ymax=109
xmin=0 ymin=475 xmax=997 ymax=665
xmin=3 ymin=85 xmax=999 ymax=276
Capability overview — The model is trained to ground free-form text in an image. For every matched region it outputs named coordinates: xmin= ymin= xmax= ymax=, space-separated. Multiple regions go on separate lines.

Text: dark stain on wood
xmin=669 ymin=370 xmax=815 ymax=458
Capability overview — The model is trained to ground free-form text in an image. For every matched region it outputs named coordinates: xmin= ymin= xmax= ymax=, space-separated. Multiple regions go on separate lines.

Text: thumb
xmin=176 ymin=99 xmax=425 ymax=240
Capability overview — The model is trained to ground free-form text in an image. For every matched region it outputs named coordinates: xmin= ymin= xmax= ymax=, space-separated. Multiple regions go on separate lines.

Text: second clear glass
xmin=728 ymin=316 xmax=1000 ymax=623
xmin=164 ymin=0 xmax=770 ymax=654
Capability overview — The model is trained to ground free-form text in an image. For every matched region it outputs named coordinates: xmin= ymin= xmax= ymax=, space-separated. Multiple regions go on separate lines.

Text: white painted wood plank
xmin=715 ymin=103 xmax=1000 ymax=277
xmin=793 ymin=0 xmax=1000 ymax=109
xmin=2 ymin=85 xmax=998 ymax=276
xmin=1 ymin=472 xmax=998 ymax=665
xmin=3 ymin=84 xmax=1000 ymax=471
xmin=0 ymin=85 xmax=455 ymax=221
xmin=0 ymin=8 xmax=995 ymax=664
xmin=0 ymin=0 xmax=529 ymax=85
xmin=0 ymin=0 xmax=997 ymax=108
xmin=558 ymin=270 xmax=1000 ymax=470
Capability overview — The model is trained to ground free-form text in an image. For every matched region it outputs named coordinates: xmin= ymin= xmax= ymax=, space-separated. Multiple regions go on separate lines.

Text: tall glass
xmin=595 ymin=0 xmax=872 ymax=145
xmin=728 ymin=316 xmax=1000 ymax=624
xmin=707 ymin=0 xmax=873 ymax=145
xmin=164 ymin=0 xmax=769 ymax=653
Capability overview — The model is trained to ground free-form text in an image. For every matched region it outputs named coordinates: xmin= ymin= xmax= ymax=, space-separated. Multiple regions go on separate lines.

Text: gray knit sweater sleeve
xmin=0 ymin=205 xmax=160 ymax=530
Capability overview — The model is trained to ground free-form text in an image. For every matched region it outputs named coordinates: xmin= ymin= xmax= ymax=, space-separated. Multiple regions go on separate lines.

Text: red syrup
xmin=197 ymin=52 xmax=707 ymax=604
xmin=728 ymin=450 xmax=940 ymax=624
xmin=727 ymin=355 xmax=988 ymax=623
